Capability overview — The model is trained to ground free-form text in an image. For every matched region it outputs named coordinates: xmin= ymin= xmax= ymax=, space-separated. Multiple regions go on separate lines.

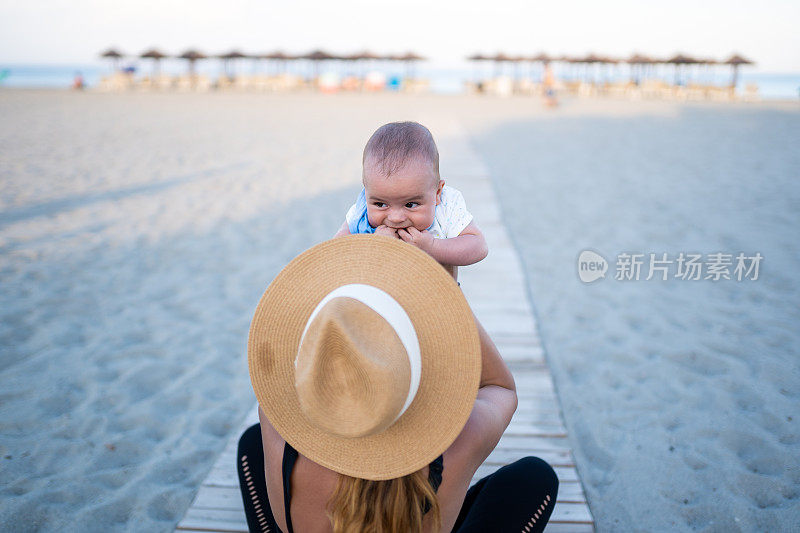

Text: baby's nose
xmin=387 ymin=209 xmax=406 ymax=222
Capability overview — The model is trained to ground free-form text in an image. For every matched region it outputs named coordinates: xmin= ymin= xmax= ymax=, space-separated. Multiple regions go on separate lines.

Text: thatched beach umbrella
xmin=489 ymin=52 xmax=514 ymax=77
xmin=261 ymin=51 xmax=293 ymax=74
xmin=217 ymin=49 xmax=247 ymax=78
xmin=666 ymin=53 xmax=697 ymax=85
xmin=695 ymin=57 xmax=718 ymax=83
xmin=467 ymin=53 xmax=490 ymax=81
xmin=100 ymin=48 xmax=124 ymax=71
xmin=398 ymin=51 xmax=425 ymax=78
xmin=349 ymin=50 xmax=382 ymax=77
xmin=573 ymin=53 xmax=603 ymax=82
xmin=509 ymin=55 xmax=526 ymax=79
xmin=532 ymin=52 xmax=552 ymax=65
xmin=555 ymin=55 xmax=576 ymax=79
xmin=626 ymin=53 xmax=652 ymax=83
xmin=724 ymin=54 xmax=754 ymax=88
xmin=526 ymin=53 xmax=551 ymax=79
xmin=303 ymin=49 xmax=337 ymax=78
xmin=140 ymin=48 xmax=167 ymax=75
xmin=179 ymin=49 xmax=207 ymax=76
xmin=599 ymin=55 xmax=620 ymax=82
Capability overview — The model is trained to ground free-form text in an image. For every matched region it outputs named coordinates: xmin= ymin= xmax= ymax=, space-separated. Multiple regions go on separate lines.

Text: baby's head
xmin=362 ymin=121 xmax=444 ymax=232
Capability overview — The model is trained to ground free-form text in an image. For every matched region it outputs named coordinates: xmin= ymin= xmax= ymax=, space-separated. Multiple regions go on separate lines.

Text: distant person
xmin=334 ymin=121 xmax=488 ymax=281
xmin=71 ymin=71 xmax=84 ymax=90
xmin=240 ymin=235 xmax=559 ymax=532
xmin=543 ymin=63 xmax=558 ymax=107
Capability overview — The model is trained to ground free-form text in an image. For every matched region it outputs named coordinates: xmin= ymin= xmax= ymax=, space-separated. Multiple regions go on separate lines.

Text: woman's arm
xmin=447 ymin=315 xmax=517 ymax=472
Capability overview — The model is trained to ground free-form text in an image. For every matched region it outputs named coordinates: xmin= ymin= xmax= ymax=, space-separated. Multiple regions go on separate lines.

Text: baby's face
xmin=364 ymin=156 xmax=443 ymax=232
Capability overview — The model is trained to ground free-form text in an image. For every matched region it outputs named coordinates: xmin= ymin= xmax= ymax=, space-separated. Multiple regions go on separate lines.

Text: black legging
xmin=237 ymin=423 xmax=558 ymax=532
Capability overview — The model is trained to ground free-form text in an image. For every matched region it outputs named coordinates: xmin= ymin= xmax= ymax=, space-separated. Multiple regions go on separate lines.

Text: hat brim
xmin=248 ymin=234 xmax=481 ymax=480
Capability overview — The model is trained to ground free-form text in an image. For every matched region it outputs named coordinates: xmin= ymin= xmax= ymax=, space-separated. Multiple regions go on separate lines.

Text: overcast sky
xmin=1 ymin=0 xmax=798 ymax=71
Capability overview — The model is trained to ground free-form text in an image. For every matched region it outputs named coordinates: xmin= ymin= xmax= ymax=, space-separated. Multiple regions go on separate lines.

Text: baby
xmin=335 ymin=121 xmax=487 ymax=279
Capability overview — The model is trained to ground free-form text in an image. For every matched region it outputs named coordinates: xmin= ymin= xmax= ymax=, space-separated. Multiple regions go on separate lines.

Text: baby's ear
xmin=436 ymin=179 xmax=445 ymax=204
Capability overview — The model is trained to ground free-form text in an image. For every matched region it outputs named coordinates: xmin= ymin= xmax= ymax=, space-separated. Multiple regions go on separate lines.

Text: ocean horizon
xmin=1 ymin=61 xmax=799 ymax=100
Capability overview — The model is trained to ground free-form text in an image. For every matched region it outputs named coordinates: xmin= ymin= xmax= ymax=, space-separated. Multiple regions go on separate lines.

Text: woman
xmin=239 ymin=235 xmax=558 ymax=532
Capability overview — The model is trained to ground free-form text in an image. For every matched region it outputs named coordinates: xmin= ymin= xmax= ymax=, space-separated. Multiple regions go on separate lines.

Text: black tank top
xmin=281 ymin=442 xmax=444 ymax=533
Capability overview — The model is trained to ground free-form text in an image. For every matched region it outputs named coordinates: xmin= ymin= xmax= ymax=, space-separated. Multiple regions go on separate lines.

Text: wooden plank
xmin=544 ymin=522 xmax=596 ymax=532
xmin=551 ymin=481 xmax=589 ymax=503
xmin=487 ymin=448 xmax=574 ymax=467
xmin=549 ymin=503 xmax=594 ymax=524
xmin=177 ymin=508 xmax=247 ymax=532
xmin=472 ymin=464 xmax=580 ymax=484
xmin=510 ymin=411 xmax=566 ymax=424
xmin=191 ymin=486 xmax=245 ymax=512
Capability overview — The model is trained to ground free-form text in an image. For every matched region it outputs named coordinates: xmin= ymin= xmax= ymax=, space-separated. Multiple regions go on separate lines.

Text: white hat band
xmin=297 ymin=283 xmax=422 ymax=423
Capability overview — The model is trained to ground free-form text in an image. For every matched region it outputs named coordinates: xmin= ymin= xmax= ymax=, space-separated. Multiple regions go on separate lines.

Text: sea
xmin=1 ymin=61 xmax=798 ymax=100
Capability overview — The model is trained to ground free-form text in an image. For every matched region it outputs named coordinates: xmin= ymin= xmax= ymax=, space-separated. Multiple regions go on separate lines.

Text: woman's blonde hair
xmin=327 ymin=467 xmax=441 ymax=533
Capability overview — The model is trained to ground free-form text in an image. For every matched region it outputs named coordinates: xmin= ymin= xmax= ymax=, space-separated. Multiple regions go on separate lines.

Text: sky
xmin=1 ymin=0 xmax=798 ymax=72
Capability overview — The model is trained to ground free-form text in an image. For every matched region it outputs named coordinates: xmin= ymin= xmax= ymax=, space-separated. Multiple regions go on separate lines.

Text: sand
xmin=0 ymin=89 xmax=798 ymax=531
xmin=461 ymin=101 xmax=800 ymax=531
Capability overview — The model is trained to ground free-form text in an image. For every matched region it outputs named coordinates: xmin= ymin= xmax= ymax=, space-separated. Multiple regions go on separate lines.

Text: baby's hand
xmin=398 ymin=227 xmax=435 ymax=254
xmin=375 ymin=225 xmax=399 ymax=239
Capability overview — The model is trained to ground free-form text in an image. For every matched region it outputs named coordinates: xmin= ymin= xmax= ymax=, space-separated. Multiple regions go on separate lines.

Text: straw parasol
xmin=577 ymin=53 xmax=604 ymax=64
xmin=303 ymin=49 xmax=337 ymax=79
xmin=398 ymin=51 xmax=425 ymax=79
xmin=572 ymin=53 xmax=604 ymax=83
xmin=626 ymin=53 xmax=652 ymax=83
xmin=261 ymin=50 xmax=294 ymax=74
xmin=350 ymin=50 xmax=382 ymax=77
xmin=140 ymin=48 xmax=167 ymax=75
xmin=217 ymin=49 xmax=248 ymax=78
xmin=531 ymin=52 xmax=552 ymax=65
xmin=724 ymin=53 xmax=754 ymax=88
xmin=489 ymin=52 xmax=514 ymax=77
xmin=467 ymin=53 xmax=489 ymax=82
xmin=666 ymin=53 xmax=698 ymax=85
xmin=179 ymin=49 xmax=207 ymax=76
xmin=525 ymin=52 xmax=553 ymax=82
xmin=100 ymin=48 xmax=125 ymax=71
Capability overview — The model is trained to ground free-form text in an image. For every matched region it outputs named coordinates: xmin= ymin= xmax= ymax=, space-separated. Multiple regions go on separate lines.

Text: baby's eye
xmin=405 ymin=202 xmax=419 ymax=209
xmin=373 ymin=202 xmax=387 ymax=208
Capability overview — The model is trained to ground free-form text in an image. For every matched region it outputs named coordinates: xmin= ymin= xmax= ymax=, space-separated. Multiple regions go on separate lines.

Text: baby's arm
xmin=398 ymin=221 xmax=488 ymax=266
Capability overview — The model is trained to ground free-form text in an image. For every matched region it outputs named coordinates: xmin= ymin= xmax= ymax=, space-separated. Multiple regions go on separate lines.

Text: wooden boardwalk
xmin=176 ymin=121 xmax=595 ymax=532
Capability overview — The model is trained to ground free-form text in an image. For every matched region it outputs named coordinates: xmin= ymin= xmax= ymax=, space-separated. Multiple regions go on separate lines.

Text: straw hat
xmin=248 ymin=235 xmax=481 ymax=480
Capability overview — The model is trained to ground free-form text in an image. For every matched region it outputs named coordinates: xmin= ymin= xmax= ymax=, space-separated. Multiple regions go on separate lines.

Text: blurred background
xmin=1 ymin=0 xmax=798 ymax=98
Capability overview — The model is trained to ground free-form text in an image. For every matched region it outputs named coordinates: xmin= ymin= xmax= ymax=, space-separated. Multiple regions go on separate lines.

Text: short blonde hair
xmin=362 ymin=122 xmax=440 ymax=182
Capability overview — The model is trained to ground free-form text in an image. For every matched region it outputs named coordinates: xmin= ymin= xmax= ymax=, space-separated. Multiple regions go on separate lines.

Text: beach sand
xmin=1 ymin=90 xmax=798 ymax=531
xmin=462 ymin=101 xmax=800 ymax=530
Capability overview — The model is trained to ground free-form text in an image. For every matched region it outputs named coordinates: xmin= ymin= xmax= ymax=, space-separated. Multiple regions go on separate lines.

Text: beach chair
xmin=153 ymin=75 xmax=174 ymax=91
xmin=341 ymin=76 xmax=362 ymax=92
xmin=743 ymin=83 xmax=760 ymax=102
xmin=363 ymin=71 xmax=387 ymax=92
xmin=402 ymin=78 xmax=430 ymax=94
xmin=216 ymin=76 xmax=235 ymax=91
xmin=97 ymin=73 xmax=132 ymax=92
